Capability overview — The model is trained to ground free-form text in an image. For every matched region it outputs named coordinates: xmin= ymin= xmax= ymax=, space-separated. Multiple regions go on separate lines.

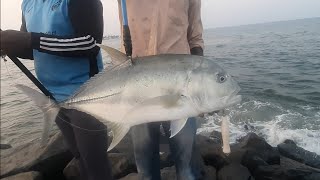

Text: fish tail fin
xmin=15 ymin=84 xmax=60 ymax=146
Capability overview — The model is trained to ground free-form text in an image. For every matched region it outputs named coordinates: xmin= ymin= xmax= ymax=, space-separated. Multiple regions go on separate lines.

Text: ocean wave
xmin=197 ymin=99 xmax=320 ymax=154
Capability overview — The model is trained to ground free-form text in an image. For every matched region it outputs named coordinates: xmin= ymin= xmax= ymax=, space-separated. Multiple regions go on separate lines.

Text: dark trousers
xmin=131 ymin=118 xmax=204 ymax=180
xmin=55 ymin=108 xmax=113 ymax=180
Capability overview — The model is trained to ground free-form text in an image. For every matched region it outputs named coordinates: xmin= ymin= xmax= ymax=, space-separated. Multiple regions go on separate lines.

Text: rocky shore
xmin=1 ymin=130 xmax=319 ymax=180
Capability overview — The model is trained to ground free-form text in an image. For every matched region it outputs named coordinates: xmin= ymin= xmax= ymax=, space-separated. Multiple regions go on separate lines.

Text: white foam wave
xmin=197 ymin=100 xmax=320 ymax=155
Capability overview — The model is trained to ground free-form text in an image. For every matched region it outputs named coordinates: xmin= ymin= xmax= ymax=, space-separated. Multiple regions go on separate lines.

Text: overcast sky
xmin=1 ymin=0 xmax=320 ymax=35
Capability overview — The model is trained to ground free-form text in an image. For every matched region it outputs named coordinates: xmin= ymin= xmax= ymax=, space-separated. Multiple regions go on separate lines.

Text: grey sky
xmin=1 ymin=0 xmax=320 ymax=35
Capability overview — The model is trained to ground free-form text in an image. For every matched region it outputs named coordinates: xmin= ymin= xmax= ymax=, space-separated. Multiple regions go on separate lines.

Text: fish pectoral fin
xmin=107 ymin=122 xmax=131 ymax=152
xmin=139 ymin=94 xmax=182 ymax=108
xmin=170 ymin=118 xmax=188 ymax=138
xmin=123 ymin=94 xmax=185 ymax=121
xmin=96 ymin=44 xmax=132 ymax=68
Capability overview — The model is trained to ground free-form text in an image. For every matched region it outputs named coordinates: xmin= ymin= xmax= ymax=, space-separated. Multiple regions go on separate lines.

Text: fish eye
xmin=217 ymin=73 xmax=227 ymax=83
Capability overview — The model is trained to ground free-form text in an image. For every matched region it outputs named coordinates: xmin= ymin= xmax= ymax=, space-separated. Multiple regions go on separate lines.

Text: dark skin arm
xmin=0 ymin=16 xmax=33 ymax=59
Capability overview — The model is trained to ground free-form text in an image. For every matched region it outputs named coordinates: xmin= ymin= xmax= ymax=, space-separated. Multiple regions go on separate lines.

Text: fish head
xmin=188 ymin=60 xmax=242 ymax=113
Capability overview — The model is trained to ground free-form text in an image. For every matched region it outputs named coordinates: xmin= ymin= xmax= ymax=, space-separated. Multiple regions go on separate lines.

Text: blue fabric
xmin=131 ymin=118 xmax=203 ymax=180
xmin=21 ymin=0 xmax=103 ymax=102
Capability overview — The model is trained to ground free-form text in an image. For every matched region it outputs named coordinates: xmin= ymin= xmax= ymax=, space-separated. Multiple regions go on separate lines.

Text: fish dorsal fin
xmin=97 ymin=44 xmax=129 ymax=66
xmin=66 ymin=46 xmax=132 ymax=101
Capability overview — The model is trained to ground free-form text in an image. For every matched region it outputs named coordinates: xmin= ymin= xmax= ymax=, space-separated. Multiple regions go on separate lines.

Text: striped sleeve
xmin=31 ymin=32 xmax=100 ymax=57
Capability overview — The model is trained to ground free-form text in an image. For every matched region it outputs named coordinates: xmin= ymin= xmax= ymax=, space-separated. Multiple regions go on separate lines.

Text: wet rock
xmin=64 ymin=153 xmax=137 ymax=180
xmin=196 ymin=135 xmax=229 ymax=169
xmin=241 ymin=150 xmax=268 ymax=173
xmin=160 ymin=152 xmax=174 ymax=169
xmin=283 ymin=139 xmax=296 ymax=145
xmin=118 ymin=173 xmax=140 ymax=180
xmin=209 ymin=130 xmax=222 ymax=144
xmin=109 ymin=134 xmax=133 ymax=154
xmin=1 ymin=171 xmax=42 ymax=180
xmin=237 ymin=133 xmax=280 ymax=165
xmin=63 ymin=159 xmax=80 ymax=180
xmin=277 ymin=140 xmax=320 ymax=169
xmin=202 ymin=166 xmax=217 ymax=180
xmin=217 ymin=163 xmax=253 ymax=180
xmin=0 ymin=144 xmax=12 ymax=150
xmin=0 ymin=132 xmax=72 ymax=179
xmin=109 ymin=153 xmax=137 ymax=179
xmin=252 ymin=156 xmax=320 ymax=180
xmin=161 ymin=166 xmax=217 ymax=180
xmin=160 ymin=166 xmax=176 ymax=180
xmin=117 ymin=166 xmax=216 ymax=180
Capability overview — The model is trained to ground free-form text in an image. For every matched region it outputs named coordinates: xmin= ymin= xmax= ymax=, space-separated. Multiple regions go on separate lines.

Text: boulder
xmin=237 ymin=133 xmax=280 ymax=165
xmin=63 ymin=153 xmax=137 ymax=180
xmin=0 ymin=132 xmax=72 ymax=180
xmin=251 ymin=156 xmax=320 ymax=180
xmin=277 ymin=140 xmax=320 ymax=169
xmin=0 ymin=171 xmax=42 ymax=180
xmin=117 ymin=173 xmax=140 ymax=180
xmin=117 ymin=166 xmax=216 ymax=180
xmin=217 ymin=163 xmax=253 ymax=180
xmin=241 ymin=150 xmax=268 ymax=173
xmin=196 ymin=135 xmax=229 ymax=169
xmin=109 ymin=153 xmax=137 ymax=179
xmin=63 ymin=159 xmax=80 ymax=180
xmin=0 ymin=144 xmax=12 ymax=150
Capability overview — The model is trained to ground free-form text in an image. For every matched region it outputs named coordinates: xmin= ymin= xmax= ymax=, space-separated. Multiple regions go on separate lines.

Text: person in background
xmin=0 ymin=0 xmax=113 ymax=179
xmin=117 ymin=0 xmax=205 ymax=179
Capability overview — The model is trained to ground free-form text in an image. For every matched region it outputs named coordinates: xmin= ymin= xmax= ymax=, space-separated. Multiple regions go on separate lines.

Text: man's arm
xmin=10 ymin=15 xmax=34 ymax=60
xmin=1 ymin=0 xmax=103 ymax=59
xmin=34 ymin=0 xmax=104 ymax=58
xmin=187 ymin=0 xmax=204 ymax=56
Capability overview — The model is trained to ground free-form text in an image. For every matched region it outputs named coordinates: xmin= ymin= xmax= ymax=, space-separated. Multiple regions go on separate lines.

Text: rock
xmin=304 ymin=173 xmax=320 ymax=180
xmin=160 ymin=152 xmax=174 ymax=169
xmin=241 ymin=150 xmax=268 ymax=173
xmin=277 ymin=140 xmax=320 ymax=169
xmin=237 ymin=133 xmax=280 ymax=165
xmin=252 ymin=156 xmax=320 ymax=180
xmin=63 ymin=159 xmax=80 ymax=180
xmin=161 ymin=166 xmax=217 ymax=180
xmin=64 ymin=153 xmax=137 ymax=180
xmin=0 ymin=144 xmax=12 ymax=150
xmin=109 ymin=153 xmax=137 ymax=179
xmin=0 ymin=132 xmax=72 ymax=180
xmin=217 ymin=163 xmax=254 ymax=180
xmin=202 ymin=166 xmax=217 ymax=180
xmin=109 ymin=134 xmax=133 ymax=154
xmin=160 ymin=166 xmax=176 ymax=180
xmin=283 ymin=139 xmax=296 ymax=145
xmin=196 ymin=135 xmax=229 ymax=169
xmin=117 ymin=173 xmax=140 ymax=180
xmin=1 ymin=171 xmax=42 ymax=180
xmin=117 ymin=166 xmax=216 ymax=180
xmin=209 ymin=130 xmax=222 ymax=144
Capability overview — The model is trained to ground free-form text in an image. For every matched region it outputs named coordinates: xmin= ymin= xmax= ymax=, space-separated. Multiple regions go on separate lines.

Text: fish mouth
xmin=224 ymin=88 xmax=242 ymax=107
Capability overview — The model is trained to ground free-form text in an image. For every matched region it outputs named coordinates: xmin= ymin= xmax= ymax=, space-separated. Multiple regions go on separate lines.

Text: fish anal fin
xmin=170 ymin=118 xmax=188 ymax=138
xmin=107 ymin=122 xmax=131 ymax=152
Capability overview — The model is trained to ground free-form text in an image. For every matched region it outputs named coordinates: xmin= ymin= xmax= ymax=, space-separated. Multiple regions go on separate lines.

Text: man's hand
xmin=0 ymin=30 xmax=32 ymax=56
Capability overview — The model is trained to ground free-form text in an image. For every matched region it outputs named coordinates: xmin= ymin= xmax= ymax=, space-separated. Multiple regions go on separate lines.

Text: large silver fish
xmin=16 ymin=45 xmax=241 ymax=151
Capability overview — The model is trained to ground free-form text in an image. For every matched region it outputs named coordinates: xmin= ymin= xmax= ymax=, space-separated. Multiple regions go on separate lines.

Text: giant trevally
xmin=16 ymin=45 xmax=242 ymax=151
